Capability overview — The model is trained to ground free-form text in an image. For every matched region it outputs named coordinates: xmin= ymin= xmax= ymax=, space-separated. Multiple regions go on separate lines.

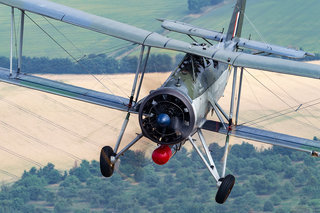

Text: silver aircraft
xmin=1 ymin=0 xmax=320 ymax=204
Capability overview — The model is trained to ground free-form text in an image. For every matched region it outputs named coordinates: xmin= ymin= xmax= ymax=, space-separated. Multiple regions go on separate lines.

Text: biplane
xmin=1 ymin=0 xmax=320 ymax=204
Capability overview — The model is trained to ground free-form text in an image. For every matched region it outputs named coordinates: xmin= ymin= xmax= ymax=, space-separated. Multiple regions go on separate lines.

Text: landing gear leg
xmin=189 ymin=130 xmax=236 ymax=204
xmin=99 ymin=45 xmax=150 ymax=178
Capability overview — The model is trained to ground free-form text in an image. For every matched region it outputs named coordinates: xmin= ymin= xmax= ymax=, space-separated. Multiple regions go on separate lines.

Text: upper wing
xmin=237 ymin=38 xmax=314 ymax=58
xmin=160 ymin=19 xmax=312 ymax=59
xmin=0 ymin=68 xmax=135 ymax=113
xmin=203 ymin=120 xmax=320 ymax=156
xmin=213 ymin=50 xmax=320 ymax=79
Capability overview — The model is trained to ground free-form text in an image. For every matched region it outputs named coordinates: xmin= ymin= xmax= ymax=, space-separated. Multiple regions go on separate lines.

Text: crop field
xmin=0 ymin=61 xmax=320 ymax=182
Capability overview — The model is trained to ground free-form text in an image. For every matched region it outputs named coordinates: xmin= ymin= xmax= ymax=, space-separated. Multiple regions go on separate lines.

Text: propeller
xmin=139 ymin=88 xmax=195 ymax=145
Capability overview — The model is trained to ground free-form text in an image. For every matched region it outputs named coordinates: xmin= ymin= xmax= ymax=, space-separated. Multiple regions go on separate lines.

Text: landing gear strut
xmin=99 ymin=45 xmax=149 ymax=178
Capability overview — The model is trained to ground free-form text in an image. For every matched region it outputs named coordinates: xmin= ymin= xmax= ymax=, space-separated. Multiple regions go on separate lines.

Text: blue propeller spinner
xmin=157 ymin=113 xmax=171 ymax=127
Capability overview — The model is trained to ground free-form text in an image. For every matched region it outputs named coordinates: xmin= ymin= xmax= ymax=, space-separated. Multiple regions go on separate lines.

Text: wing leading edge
xmin=202 ymin=120 xmax=320 ymax=156
xmin=0 ymin=68 xmax=135 ymax=113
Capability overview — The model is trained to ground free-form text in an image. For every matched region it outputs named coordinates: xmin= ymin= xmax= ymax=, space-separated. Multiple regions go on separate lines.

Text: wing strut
xmin=235 ymin=67 xmax=244 ymax=125
xmin=10 ymin=7 xmax=14 ymax=76
xmin=113 ymin=45 xmax=150 ymax=155
xmin=222 ymin=66 xmax=238 ymax=177
xmin=18 ymin=9 xmax=24 ymax=74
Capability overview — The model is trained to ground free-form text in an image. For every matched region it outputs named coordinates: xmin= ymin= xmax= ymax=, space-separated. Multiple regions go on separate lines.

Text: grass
xmin=1 ymin=0 xmax=320 ymax=59
xmin=0 ymin=0 xmax=188 ymax=58
xmin=189 ymin=0 xmax=320 ymax=52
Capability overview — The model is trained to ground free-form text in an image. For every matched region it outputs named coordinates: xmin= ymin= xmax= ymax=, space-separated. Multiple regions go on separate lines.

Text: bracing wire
xmin=244 ymin=69 xmax=296 ymax=109
xmin=241 ymin=98 xmax=320 ymax=127
xmin=24 ymin=13 xmax=128 ymax=104
xmin=241 ymin=69 xmax=320 ymax=131
xmin=42 ymin=16 xmax=85 ymax=57
xmin=261 ymin=71 xmax=317 ymax=126
xmin=39 ymin=93 xmax=140 ymax=139
xmin=243 ymin=12 xmax=269 ymax=45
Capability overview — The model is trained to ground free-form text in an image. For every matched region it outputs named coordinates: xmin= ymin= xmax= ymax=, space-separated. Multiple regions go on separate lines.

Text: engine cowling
xmin=139 ymin=88 xmax=195 ymax=145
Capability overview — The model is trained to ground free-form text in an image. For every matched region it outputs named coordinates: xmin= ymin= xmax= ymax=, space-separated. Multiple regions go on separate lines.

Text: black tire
xmin=215 ymin=174 xmax=235 ymax=204
xmin=100 ymin=146 xmax=115 ymax=177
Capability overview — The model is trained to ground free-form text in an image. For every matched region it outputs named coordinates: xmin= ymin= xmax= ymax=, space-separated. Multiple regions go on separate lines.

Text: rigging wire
xmin=42 ymin=16 xmax=85 ymax=57
xmin=242 ymin=98 xmax=320 ymax=127
xmin=42 ymin=13 xmax=139 ymax=98
xmin=240 ymin=70 xmax=320 ymax=131
xmin=240 ymin=71 xmax=271 ymax=130
xmin=244 ymin=68 xmax=294 ymax=109
xmin=41 ymin=93 xmax=142 ymax=138
xmin=261 ymin=71 xmax=317 ymax=126
xmin=245 ymin=69 xmax=317 ymax=128
xmin=24 ymin=13 xmax=127 ymax=103
xmin=243 ymin=12 xmax=269 ymax=45
xmin=42 ymin=95 xmax=118 ymax=131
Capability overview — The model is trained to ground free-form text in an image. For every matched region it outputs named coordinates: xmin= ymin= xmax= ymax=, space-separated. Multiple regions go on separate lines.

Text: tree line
xmin=1 ymin=141 xmax=320 ymax=212
xmin=0 ymin=54 xmax=177 ymax=75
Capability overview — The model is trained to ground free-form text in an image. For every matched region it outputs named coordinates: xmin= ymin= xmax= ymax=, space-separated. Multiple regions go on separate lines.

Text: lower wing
xmin=202 ymin=120 xmax=320 ymax=156
xmin=0 ymin=68 xmax=136 ymax=113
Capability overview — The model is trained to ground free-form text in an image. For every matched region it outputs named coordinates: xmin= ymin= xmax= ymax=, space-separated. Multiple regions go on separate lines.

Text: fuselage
xmin=138 ymin=52 xmax=231 ymax=145
xmin=163 ymin=54 xmax=230 ymax=128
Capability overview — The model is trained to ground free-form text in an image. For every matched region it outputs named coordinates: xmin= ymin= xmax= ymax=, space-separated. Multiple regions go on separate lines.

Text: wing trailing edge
xmin=202 ymin=120 xmax=320 ymax=156
xmin=0 ymin=68 xmax=136 ymax=113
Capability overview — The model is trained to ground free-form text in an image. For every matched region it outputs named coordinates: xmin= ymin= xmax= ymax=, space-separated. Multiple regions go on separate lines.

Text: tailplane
xmin=226 ymin=0 xmax=246 ymax=41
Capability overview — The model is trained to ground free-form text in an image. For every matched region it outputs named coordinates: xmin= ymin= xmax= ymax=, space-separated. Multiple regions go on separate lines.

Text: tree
xmin=69 ymin=160 xmax=91 ymax=182
xmin=263 ymin=200 xmax=274 ymax=212
xmin=58 ymin=176 xmax=81 ymax=198
xmin=38 ymin=163 xmax=63 ymax=184
xmin=54 ymin=199 xmax=72 ymax=213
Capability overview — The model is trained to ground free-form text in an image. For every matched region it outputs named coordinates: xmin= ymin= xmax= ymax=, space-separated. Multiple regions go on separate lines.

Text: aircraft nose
xmin=157 ymin=113 xmax=171 ymax=127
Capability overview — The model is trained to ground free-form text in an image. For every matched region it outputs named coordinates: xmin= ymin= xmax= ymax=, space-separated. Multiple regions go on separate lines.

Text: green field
xmin=188 ymin=0 xmax=320 ymax=52
xmin=0 ymin=0 xmax=320 ymax=59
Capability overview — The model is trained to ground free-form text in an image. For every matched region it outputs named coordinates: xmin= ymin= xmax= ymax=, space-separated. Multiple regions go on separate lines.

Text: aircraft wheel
xmin=215 ymin=174 xmax=235 ymax=204
xmin=100 ymin=146 xmax=115 ymax=177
